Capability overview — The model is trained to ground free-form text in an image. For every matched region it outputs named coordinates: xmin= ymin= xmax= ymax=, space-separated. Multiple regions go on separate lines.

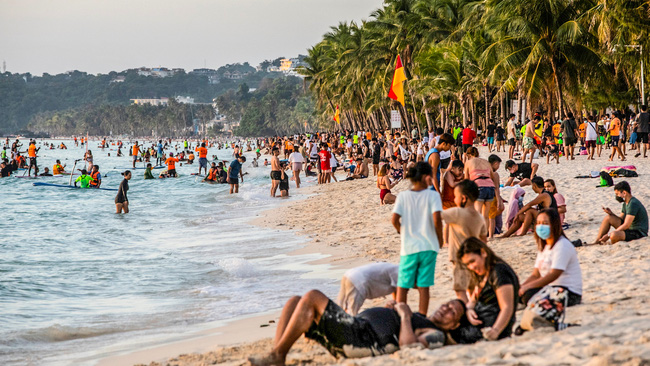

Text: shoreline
xmin=133 ymin=146 xmax=650 ymax=366
xmin=98 ymin=173 xmax=368 ymax=366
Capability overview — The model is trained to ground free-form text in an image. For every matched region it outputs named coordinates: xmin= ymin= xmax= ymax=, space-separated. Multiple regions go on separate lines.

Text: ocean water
xmin=0 ymin=140 xmax=340 ymax=365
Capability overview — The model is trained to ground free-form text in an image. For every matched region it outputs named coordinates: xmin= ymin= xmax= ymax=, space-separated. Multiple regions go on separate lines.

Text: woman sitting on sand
xmin=544 ymin=179 xmax=567 ymax=226
xmin=518 ymin=209 xmax=582 ymax=306
xmin=377 ymin=164 xmax=400 ymax=204
xmin=500 ymin=176 xmax=557 ymax=237
xmin=390 ymin=155 xmax=403 ymax=181
xmin=458 ymin=237 xmax=519 ymax=341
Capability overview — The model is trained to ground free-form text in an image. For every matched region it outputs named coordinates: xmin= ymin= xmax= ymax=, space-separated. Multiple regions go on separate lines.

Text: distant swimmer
xmin=74 ymin=169 xmax=94 ymax=188
xmin=89 ymin=165 xmax=102 ymax=188
xmin=195 ymin=143 xmax=208 ymax=175
xmin=115 ymin=170 xmax=131 ymax=214
xmin=53 ymin=160 xmax=67 ymax=175
xmin=40 ymin=167 xmax=53 ymax=176
xmin=144 ymin=163 xmax=155 ymax=179
xmin=165 ymin=152 xmax=179 ymax=177
xmin=132 ymin=141 xmax=140 ymax=169
xmin=228 ymin=155 xmax=246 ymax=194
xmin=27 ymin=141 xmax=40 ymax=177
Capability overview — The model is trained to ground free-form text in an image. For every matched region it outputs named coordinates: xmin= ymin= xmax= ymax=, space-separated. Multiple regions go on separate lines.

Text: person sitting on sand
xmin=504 ymin=160 xmax=538 ymax=187
xmin=248 ymin=290 xmax=468 ymax=366
xmin=594 ymin=181 xmax=648 ymax=244
xmin=441 ymin=160 xmax=464 ymax=209
xmin=337 ymin=262 xmax=399 ymax=315
xmin=544 ymin=179 xmax=567 ymax=226
xmin=519 ymin=209 xmax=582 ymax=306
xmin=458 ymin=237 xmax=519 ymax=341
xmin=377 ymin=164 xmax=400 ymax=205
xmin=501 ymin=177 xmax=557 ymax=238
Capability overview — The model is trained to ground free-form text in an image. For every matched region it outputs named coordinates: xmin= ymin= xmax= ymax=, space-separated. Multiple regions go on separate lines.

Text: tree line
xmin=299 ymin=0 xmax=649 ymax=133
xmin=29 ymin=99 xmax=215 ymax=137
xmin=0 ymin=64 xmax=276 ymax=134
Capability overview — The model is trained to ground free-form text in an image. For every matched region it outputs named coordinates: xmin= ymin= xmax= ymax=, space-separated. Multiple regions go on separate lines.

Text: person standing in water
xmin=115 ymin=170 xmax=131 ymax=214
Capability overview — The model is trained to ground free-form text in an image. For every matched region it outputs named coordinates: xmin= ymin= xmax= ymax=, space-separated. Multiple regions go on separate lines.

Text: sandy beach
xmin=137 ymin=146 xmax=650 ymax=366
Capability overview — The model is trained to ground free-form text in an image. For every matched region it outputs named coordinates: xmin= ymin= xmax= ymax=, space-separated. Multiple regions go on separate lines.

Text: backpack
xmin=599 ymin=171 xmax=614 ymax=187
xmin=611 ymin=168 xmax=638 ymax=178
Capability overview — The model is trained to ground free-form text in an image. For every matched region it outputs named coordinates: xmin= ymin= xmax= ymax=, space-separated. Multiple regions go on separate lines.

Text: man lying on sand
xmin=248 ymin=290 xmax=468 ymax=366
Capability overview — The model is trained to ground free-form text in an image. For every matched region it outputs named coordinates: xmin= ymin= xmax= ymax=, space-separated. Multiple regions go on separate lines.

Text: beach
xmin=138 ymin=146 xmax=650 ymax=366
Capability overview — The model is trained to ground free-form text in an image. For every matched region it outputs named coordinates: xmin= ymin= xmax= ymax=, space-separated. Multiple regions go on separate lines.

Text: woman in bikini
xmin=464 ymin=147 xmax=500 ymax=229
xmin=377 ymin=164 xmax=399 ymax=205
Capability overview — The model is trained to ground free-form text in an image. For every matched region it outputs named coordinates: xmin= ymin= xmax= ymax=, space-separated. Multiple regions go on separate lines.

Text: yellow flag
xmin=333 ymin=105 xmax=340 ymax=124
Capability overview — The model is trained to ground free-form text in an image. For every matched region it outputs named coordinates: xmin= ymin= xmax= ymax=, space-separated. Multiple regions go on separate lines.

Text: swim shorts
xmin=305 ymin=300 xmax=394 ymax=358
xmin=199 ymin=157 xmax=208 ymax=168
xmin=611 ymin=136 xmax=620 ymax=145
xmin=523 ymin=137 xmax=535 ymax=150
xmin=637 ymin=132 xmax=649 ymax=144
xmin=585 ymin=140 xmax=596 ymax=148
xmin=624 ymin=229 xmax=646 ymax=242
xmin=477 ymin=186 xmax=495 ymax=202
xmin=508 ymin=138 xmax=516 ymax=147
xmin=398 ymin=250 xmax=437 ymax=288
xmin=29 ymin=157 xmax=37 ymax=166
xmin=228 ymin=176 xmax=239 ymax=185
xmin=487 ymin=137 xmax=494 ymax=145
xmin=270 ymin=171 xmax=282 ymax=180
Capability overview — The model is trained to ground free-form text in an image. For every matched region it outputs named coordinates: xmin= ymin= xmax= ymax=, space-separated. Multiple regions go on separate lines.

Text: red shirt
xmin=462 ymin=128 xmax=476 ymax=145
xmin=318 ymin=150 xmax=331 ymax=170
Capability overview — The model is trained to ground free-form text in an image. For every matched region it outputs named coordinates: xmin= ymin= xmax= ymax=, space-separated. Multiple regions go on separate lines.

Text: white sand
xmin=137 ymin=146 xmax=650 ymax=365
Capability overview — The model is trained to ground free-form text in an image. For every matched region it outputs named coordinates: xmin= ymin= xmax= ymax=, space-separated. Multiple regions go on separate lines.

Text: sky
xmin=0 ymin=0 xmax=380 ymax=75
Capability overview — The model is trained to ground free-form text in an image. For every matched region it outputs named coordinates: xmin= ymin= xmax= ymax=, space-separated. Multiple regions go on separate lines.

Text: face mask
xmin=615 ymin=196 xmax=625 ymax=203
xmin=536 ymin=224 xmax=551 ymax=240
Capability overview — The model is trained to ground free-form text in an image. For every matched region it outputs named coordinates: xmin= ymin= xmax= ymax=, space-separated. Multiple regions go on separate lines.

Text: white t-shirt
xmin=534 ymin=236 xmax=583 ymax=295
xmin=329 ymin=154 xmax=338 ymax=167
xmin=585 ymin=122 xmax=598 ymax=141
xmin=288 ymin=152 xmax=305 ymax=164
xmin=393 ymin=189 xmax=442 ymax=255
xmin=344 ymin=262 xmax=399 ymax=299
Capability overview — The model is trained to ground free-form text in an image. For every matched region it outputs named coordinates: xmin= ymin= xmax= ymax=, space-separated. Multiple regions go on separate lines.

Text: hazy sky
xmin=0 ymin=0 xmax=380 ymax=75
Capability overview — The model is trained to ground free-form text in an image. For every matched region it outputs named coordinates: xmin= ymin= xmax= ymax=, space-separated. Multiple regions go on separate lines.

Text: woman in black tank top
xmin=500 ymin=177 xmax=557 ymax=237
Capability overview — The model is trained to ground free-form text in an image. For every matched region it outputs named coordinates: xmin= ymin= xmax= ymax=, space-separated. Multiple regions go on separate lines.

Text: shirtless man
xmin=270 ymin=148 xmax=281 ymax=197
xmin=521 ymin=117 xmax=539 ymax=164
xmin=351 ymin=157 xmax=369 ymax=179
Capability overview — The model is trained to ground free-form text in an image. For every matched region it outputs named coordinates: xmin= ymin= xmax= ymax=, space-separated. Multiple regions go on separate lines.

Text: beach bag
xmin=520 ymin=286 xmax=568 ymax=331
xmin=599 ymin=171 xmax=614 ymax=187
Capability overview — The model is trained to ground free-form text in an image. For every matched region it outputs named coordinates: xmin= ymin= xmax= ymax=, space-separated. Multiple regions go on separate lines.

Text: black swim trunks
xmin=270 ymin=170 xmax=281 ymax=180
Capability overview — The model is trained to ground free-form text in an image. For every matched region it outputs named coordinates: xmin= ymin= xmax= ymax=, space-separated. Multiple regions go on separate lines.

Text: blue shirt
xmin=157 ymin=143 xmax=163 ymax=154
xmin=229 ymin=160 xmax=242 ymax=178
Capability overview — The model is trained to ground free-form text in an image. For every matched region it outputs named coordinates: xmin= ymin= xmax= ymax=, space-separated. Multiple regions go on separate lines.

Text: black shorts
xmin=168 ymin=169 xmax=177 ymax=177
xmin=228 ymin=176 xmax=239 ymax=185
xmin=638 ymin=132 xmax=649 ymax=144
xmin=508 ymin=138 xmax=516 ymax=146
xmin=305 ymin=300 xmax=389 ymax=358
xmin=29 ymin=157 xmax=37 ymax=166
xmin=270 ymin=171 xmax=281 ymax=180
xmin=611 ymin=136 xmax=620 ymax=145
xmin=624 ymin=229 xmax=646 ymax=242
xmin=440 ymin=157 xmax=451 ymax=170
xmin=462 ymin=144 xmax=472 ymax=153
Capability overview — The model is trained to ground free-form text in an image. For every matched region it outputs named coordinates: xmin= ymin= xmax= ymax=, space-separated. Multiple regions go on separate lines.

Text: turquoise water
xmin=0 ymin=140 xmax=339 ymax=365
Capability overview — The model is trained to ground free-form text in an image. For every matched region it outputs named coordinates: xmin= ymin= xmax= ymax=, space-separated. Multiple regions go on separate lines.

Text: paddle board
xmin=113 ymin=165 xmax=165 ymax=170
xmin=32 ymin=182 xmax=118 ymax=191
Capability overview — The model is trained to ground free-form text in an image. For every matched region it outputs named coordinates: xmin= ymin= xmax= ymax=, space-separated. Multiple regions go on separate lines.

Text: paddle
xmin=69 ymin=159 xmax=81 ymax=186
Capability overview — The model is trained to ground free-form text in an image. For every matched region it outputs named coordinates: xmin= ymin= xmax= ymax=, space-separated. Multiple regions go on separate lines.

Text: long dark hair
xmin=534 ymin=208 xmax=565 ymax=251
xmin=457 ymin=237 xmax=505 ymax=291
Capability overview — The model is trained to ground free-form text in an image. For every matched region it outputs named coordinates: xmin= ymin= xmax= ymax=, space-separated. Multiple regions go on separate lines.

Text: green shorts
xmin=398 ymin=251 xmax=437 ymax=288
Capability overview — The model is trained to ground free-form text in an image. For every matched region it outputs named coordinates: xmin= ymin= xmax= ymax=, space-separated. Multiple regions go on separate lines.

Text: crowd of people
xmin=248 ymin=107 xmax=650 ymax=365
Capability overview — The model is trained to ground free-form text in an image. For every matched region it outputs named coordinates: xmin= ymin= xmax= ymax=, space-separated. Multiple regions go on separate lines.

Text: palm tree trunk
xmin=422 ymin=97 xmax=432 ymax=131
xmin=550 ymin=58 xmax=566 ymax=118
xmin=484 ymin=84 xmax=491 ymax=126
